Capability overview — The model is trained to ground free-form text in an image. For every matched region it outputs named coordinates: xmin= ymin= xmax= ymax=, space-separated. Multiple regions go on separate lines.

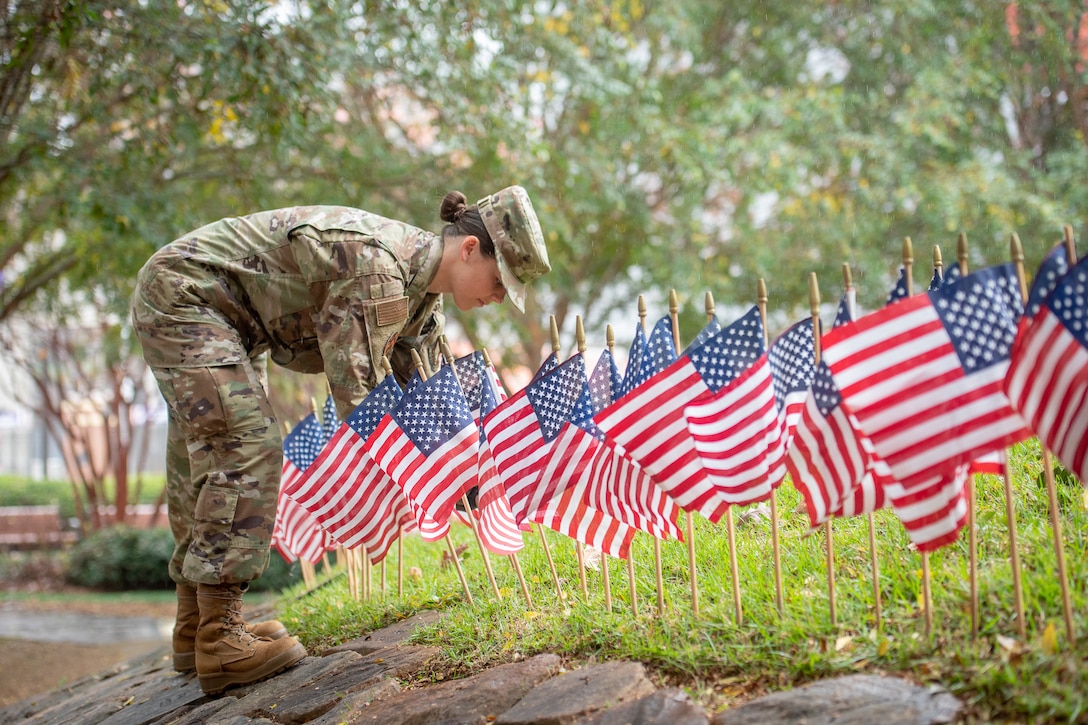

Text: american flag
xmin=786 ymin=294 xmax=893 ymax=528
xmin=884 ymin=465 xmax=971 ymax=551
xmin=929 ymin=266 xmax=943 ymax=291
xmin=769 ymin=318 xmax=818 ymax=446
xmin=484 ymin=354 xmax=587 ymax=524
xmin=320 ymin=394 xmax=340 ymax=442
xmin=273 ymin=411 xmax=329 ymax=564
xmin=536 ymin=477 xmax=638 ymax=559
xmin=885 ymin=265 xmax=910 ymax=305
xmin=582 ymin=349 xmax=681 ymax=540
xmin=1006 ymin=250 xmax=1086 ymax=483
xmin=619 ymin=316 xmax=678 ymax=398
xmin=686 ymin=318 xmax=815 ymax=505
xmin=282 ymin=376 xmax=414 ymax=563
xmin=944 ymin=258 xmax=1020 ymax=477
xmin=451 ymin=351 xmax=524 ymax=554
xmin=822 ymin=264 xmax=1032 ymax=549
xmin=596 ymin=308 xmax=765 ymax=522
xmin=531 ymin=360 xmax=642 ymax=559
xmin=365 ymin=364 xmax=480 ymax=528
xmin=683 ymin=315 xmax=722 ymax=356
xmin=618 ymin=322 xmax=648 ymax=399
xmin=537 ymin=350 xmax=681 ymax=543
xmin=533 ymin=351 xmax=560 ymax=382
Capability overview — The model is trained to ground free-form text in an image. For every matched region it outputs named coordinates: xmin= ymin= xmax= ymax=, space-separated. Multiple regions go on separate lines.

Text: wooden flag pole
xmin=756 ymin=281 xmax=786 ymax=618
xmin=705 ymin=292 xmax=743 ymax=625
xmin=410 ymin=349 xmax=475 ymax=608
xmin=596 ymin=325 xmax=614 ymax=614
xmin=810 ymin=274 xmax=836 ymax=628
xmin=608 ymin=325 xmax=639 ymax=616
xmin=669 ymin=290 xmax=699 ymax=617
xmin=955 ymin=235 xmax=980 ymax=640
xmin=635 ymin=296 xmax=666 ymax=614
xmin=574 ymin=318 xmax=592 ymax=602
xmin=668 ymin=290 xmax=701 ymax=616
xmin=531 ymin=317 xmax=567 ymax=604
xmin=439 ymin=339 xmax=502 ymax=601
xmin=903 ymin=238 xmax=933 ymax=638
xmin=843 ymin=264 xmax=883 ymax=631
xmin=1015 ymin=229 xmax=1076 ymax=642
xmin=479 ymin=349 xmax=534 ymax=608
xmin=397 ymin=535 xmax=404 ymax=596
xmin=1001 ymin=235 xmax=1029 ymax=638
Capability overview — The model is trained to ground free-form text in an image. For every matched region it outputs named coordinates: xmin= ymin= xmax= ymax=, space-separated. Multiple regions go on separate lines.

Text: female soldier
xmin=131 ymin=186 xmax=549 ymax=695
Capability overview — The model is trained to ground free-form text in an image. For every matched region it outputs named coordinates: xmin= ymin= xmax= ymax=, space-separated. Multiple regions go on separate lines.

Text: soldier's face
xmin=453 ymin=236 xmax=507 ymax=310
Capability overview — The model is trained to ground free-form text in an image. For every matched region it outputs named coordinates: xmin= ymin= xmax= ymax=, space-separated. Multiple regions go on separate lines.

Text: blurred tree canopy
xmin=2 ymin=0 xmax=1087 ymax=374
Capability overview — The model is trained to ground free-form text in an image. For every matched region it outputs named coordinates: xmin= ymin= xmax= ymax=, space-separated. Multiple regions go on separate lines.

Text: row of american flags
xmin=270 ymin=243 xmax=1086 ymax=586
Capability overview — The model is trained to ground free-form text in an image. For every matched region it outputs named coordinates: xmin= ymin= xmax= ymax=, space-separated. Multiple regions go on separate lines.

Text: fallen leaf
xmin=877 ymin=638 xmax=891 ymax=657
xmin=996 ymin=635 xmax=1020 ymax=654
xmin=1042 ymin=622 xmax=1059 ymax=655
xmin=835 ymin=635 xmax=853 ymax=652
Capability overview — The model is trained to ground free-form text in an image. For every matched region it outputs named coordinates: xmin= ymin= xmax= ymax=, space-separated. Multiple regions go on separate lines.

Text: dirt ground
xmin=0 ymin=596 xmax=176 ymax=708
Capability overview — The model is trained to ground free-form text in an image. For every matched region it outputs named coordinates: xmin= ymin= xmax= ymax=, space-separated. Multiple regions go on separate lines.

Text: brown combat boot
xmin=172 ymin=583 xmax=288 ymax=672
xmin=194 ymin=583 xmax=307 ymax=695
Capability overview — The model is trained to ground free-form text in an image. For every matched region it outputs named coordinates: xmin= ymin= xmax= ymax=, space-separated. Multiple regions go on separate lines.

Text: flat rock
xmin=710 ymin=674 xmax=962 ymax=725
xmin=577 ymin=687 xmax=709 ymax=725
xmin=322 ymin=611 xmax=445 ymax=656
xmin=333 ymin=652 xmax=562 ymax=725
xmin=497 ymin=660 xmax=657 ymax=725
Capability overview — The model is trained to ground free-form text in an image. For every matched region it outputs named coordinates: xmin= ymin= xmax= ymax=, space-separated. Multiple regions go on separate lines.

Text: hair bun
xmin=440 ymin=190 xmax=470 ymax=224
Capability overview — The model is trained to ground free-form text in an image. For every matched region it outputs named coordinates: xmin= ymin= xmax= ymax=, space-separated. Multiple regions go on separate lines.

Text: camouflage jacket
xmin=132 ymin=206 xmax=445 ymax=419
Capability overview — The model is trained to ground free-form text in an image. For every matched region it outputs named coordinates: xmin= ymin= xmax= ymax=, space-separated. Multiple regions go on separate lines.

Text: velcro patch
xmin=375 ymin=296 xmax=409 ymax=327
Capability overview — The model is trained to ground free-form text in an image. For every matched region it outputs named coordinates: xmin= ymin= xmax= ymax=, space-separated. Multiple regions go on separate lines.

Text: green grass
xmin=279 ymin=439 xmax=1088 ymax=723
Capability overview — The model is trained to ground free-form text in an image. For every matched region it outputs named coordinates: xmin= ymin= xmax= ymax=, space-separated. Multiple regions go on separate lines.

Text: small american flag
xmin=619 ymin=316 xmax=676 ymax=397
xmin=686 ymin=318 xmax=815 ymax=506
xmin=618 ymin=322 xmax=648 ymax=399
xmin=365 ymin=364 xmax=480 ymax=528
xmin=885 ymin=265 xmax=910 ymax=305
xmin=823 ymin=264 xmax=1031 ymax=550
xmin=596 ymin=307 xmax=765 ymax=522
xmin=582 ymin=349 xmax=681 ymax=540
xmin=283 ymin=376 xmax=414 ymax=563
xmin=451 ymin=351 xmax=524 ymax=555
xmin=273 ymin=412 xmax=328 ymax=563
xmin=537 ymin=351 xmax=681 ymax=544
xmin=484 ymin=354 xmax=586 ymax=524
xmin=1006 ymin=249 xmax=1086 ymax=483
xmin=274 ymin=409 xmax=332 ymax=561
xmin=786 ymin=295 xmax=881 ymax=527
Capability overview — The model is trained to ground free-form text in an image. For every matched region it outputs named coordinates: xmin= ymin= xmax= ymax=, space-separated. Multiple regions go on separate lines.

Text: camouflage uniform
xmin=131 ymin=206 xmax=446 ymax=586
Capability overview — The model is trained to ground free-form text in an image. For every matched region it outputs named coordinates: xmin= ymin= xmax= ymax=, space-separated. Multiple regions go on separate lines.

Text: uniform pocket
xmin=193 ymin=484 xmax=239 ymax=526
xmin=151 ymin=364 xmax=273 ymax=437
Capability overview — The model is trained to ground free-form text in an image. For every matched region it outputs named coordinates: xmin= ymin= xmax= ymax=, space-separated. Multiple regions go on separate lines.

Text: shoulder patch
xmin=376 ymin=296 xmax=409 ymax=327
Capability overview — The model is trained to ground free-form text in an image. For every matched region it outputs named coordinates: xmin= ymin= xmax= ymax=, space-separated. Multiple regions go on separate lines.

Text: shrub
xmin=65 ymin=525 xmax=175 ymax=591
xmin=63 ymin=524 xmax=302 ymax=592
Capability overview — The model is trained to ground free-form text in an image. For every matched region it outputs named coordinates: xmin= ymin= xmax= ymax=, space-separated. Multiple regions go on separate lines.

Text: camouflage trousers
xmin=153 ymin=358 xmax=283 ymax=587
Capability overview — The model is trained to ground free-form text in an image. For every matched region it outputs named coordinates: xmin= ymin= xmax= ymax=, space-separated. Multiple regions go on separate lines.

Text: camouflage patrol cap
xmin=478 ymin=185 xmax=550 ymax=313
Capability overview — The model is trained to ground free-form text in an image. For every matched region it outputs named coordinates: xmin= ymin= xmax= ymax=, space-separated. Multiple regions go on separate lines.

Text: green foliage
xmin=65 ymin=525 xmax=174 ymax=591
xmin=0 ymin=476 xmax=78 ymax=519
xmin=282 ymin=439 xmax=1088 ymax=721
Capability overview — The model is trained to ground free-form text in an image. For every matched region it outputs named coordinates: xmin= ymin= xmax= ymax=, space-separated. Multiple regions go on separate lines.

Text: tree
xmin=3 ymin=0 xmax=1087 ymax=528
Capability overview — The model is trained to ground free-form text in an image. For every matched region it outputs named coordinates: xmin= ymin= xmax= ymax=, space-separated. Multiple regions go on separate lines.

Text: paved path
xmin=0 ymin=611 xmax=963 ymax=725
